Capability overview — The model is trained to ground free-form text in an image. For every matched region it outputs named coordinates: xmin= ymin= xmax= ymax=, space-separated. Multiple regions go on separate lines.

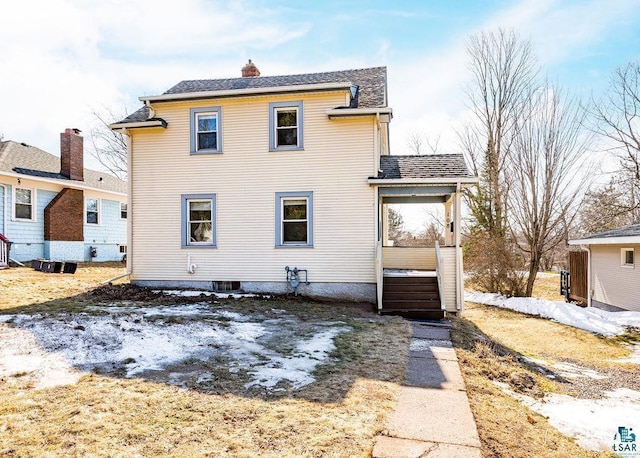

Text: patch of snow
xmin=152 ymin=289 xmax=261 ymax=299
xmin=0 ymin=306 xmax=351 ymax=391
xmin=614 ymin=345 xmax=640 ymax=365
xmin=410 ymin=339 xmax=453 ymax=351
xmin=495 ymin=381 xmax=640 ymax=451
xmin=465 ymin=291 xmax=640 ymax=336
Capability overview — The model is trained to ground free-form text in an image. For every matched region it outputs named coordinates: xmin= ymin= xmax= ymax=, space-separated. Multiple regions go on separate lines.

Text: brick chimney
xmin=241 ymin=59 xmax=260 ymax=77
xmin=60 ymin=128 xmax=84 ymax=181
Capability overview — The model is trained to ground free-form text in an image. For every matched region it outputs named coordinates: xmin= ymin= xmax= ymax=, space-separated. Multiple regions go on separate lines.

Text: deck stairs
xmin=379 ymin=272 xmax=445 ymax=320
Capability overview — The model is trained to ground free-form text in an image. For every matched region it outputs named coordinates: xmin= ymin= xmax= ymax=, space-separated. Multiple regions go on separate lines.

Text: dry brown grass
xmin=452 ymin=272 xmax=636 ymax=457
xmin=0 ymin=266 xmax=411 ymax=457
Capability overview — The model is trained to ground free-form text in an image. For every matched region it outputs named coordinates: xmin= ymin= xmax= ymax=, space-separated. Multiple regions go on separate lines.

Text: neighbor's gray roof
xmin=0 ymin=141 xmax=126 ymax=194
xmin=118 ymin=66 xmax=387 ymax=125
xmin=375 ymin=154 xmax=475 ymax=180
xmin=582 ymin=224 xmax=640 ymax=240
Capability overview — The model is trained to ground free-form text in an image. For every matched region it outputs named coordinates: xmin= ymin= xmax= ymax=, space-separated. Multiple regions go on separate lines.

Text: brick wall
xmin=44 ymin=188 xmax=84 ymax=241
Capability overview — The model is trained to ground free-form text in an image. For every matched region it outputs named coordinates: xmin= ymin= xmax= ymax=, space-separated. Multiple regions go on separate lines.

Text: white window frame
xmin=275 ymin=191 xmax=313 ymax=248
xmin=85 ymin=198 xmax=100 ymax=225
xmin=190 ymin=107 xmax=222 ymax=154
xmin=269 ymin=101 xmax=303 ymax=151
xmin=621 ymin=248 xmax=635 ymax=268
xmin=120 ymin=202 xmax=127 ymax=220
xmin=13 ymin=186 xmax=35 ymax=221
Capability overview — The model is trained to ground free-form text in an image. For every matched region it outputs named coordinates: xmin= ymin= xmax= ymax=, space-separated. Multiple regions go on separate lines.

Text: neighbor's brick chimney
xmin=241 ymin=59 xmax=260 ymax=77
xmin=60 ymin=128 xmax=84 ymax=181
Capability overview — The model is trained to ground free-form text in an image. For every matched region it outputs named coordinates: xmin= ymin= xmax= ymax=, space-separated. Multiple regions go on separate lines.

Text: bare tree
xmin=88 ymin=108 xmax=128 ymax=179
xmin=509 ymin=85 xmax=592 ymax=296
xmin=460 ymin=29 xmax=538 ymax=296
xmin=406 ymin=129 xmax=441 ymax=155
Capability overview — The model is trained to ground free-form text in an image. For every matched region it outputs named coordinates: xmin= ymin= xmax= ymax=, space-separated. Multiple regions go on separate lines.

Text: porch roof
xmin=368 ymin=154 xmax=476 ymax=186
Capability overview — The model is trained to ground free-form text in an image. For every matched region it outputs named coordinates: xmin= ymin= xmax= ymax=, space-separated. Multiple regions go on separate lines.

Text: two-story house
xmin=111 ymin=62 xmax=476 ymax=318
xmin=0 ymin=129 xmax=127 ymax=265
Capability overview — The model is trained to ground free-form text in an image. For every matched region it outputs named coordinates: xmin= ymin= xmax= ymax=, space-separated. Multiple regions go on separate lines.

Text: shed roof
xmin=569 ymin=223 xmax=640 ymax=245
xmin=0 ymin=141 xmax=126 ymax=194
xmin=116 ymin=66 xmax=387 ymax=126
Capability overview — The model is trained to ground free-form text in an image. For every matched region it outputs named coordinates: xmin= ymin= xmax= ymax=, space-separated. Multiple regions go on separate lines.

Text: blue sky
xmin=1 ymin=0 xmax=640 ymax=166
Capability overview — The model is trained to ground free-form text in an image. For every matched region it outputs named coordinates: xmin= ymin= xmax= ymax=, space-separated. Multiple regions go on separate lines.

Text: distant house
xmin=111 ymin=62 xmax=476 ymax=318
xmin=568 ymin=224 xmax=640 ymax=312
xmin=0 ymin=129 xmax=127 ymax=266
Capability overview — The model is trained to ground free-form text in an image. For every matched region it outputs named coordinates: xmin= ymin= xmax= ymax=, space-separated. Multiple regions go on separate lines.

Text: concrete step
xmin=379 ymin=309 xmax=445 ymax=320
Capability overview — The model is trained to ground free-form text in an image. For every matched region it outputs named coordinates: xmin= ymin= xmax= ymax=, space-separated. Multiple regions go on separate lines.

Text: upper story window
xmin=120 ymin=203 xmax=127 ymax=219
xmin=622 ymin=248 xmax=635 ymax=268
xmin=269 ymin=101 xmax=303 ymax=151
xmin=181 ymin=194 xmax=216 ymax=248
xmin=275 ymin=191 xmax=313 ymax=248
xmin=14 ymin=187 xmax=34 ymax=221
xmin=86 ymin=198 xmax=99 ymax=225
xmin=190 ymin=107 xmax=222 ymax=154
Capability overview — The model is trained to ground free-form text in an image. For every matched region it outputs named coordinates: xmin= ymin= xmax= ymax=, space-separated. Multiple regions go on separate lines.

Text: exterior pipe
xmin=0 ymin=184 xmax=7 ymax=238
xmin=101 ymin=272 xmax=130 ymax=285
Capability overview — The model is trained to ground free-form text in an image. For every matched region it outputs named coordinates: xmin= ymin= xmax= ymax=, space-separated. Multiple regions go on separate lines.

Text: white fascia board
xmin=326 ymin=107 xmax=393 ymax=118
xmin=368 ymin=177 xmax=478 ymax=186
xmin=569 ymin=236 xmax=640 ymax=245
xmin=109 ymin=120 xmax=166 ymax=130
xmin=139 ymin=82 xmax=352 ymax=103
xmin=0 ymin=171 xmax=126 ymax=197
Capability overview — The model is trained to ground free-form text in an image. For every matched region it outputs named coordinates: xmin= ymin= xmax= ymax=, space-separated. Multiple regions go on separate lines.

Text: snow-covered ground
xmin=466 ymin=290 xmax=640 ymax=452
xmin=0 ymin=303 xmax=350 ymax=391
xmin=465 ymin=291 xmax=640 ymax=336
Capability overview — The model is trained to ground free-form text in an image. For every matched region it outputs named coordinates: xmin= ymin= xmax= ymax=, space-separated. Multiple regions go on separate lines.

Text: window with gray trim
xmin=182 ymin=194 xmax=216 ymax=247
xmin=269 ymin=101 xmax=303 ymax=150
xmin=190 ymin=107 xmax=222 ymax=153
xmin=275 ymin=191 xmax=313 ymax=247
xmin=14 ymin=187 xmax=34 ymax=220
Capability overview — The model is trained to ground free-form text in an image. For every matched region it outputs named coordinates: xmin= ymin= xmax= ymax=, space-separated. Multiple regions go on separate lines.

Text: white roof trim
xmin=368 ymin=177 xmax=478 ymax=186
xmin=569 ymin=236 xmax=640 ymax=245
xmin=139 ymin=82 xmax=352 ymax=103
xmin=326 ymin=107 xmax=393 ymax=118
xmin=0 ymin=170 xmax=126 ymax=197
xmin=109 ymin=120 xmax=166 ymax=130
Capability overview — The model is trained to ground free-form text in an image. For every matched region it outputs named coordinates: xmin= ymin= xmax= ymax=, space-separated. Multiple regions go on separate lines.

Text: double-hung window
xmin=14 ymin=187 xmax=34 ymax=221
xmin=269 ymin=101 xmax=303 ymax=150
xmin=120 ymin=203 xmax=127 ymax=219
xmin=622 ymin=248 xmax=635 ymax=268
xmin=86 ymin=198 xmax=99 ymax=224
xmin=275 ymin=191 xmax=313 ymax=247
xmin=190 ymin=107 xmax=222 ymax=154
xmin=182 ymin=194 xmax=216 ymax=247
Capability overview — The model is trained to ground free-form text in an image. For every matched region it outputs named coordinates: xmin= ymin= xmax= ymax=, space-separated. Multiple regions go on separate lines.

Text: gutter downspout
xmin=0 ymin=184 xmax=7 ymax=238
xmin=455 ymin=182 xmax=463 ymax=311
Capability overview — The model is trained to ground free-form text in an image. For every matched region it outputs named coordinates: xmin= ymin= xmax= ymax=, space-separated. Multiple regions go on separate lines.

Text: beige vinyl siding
xmin=440 ymin=247 xmax=457 ymax=312
xmin=129 ymin=91 xmax=377 ymax=284
xmin=382 ymin=247 xmax=436 ymax=270
xmin=591 ymin=244 xmax=640 ymax=311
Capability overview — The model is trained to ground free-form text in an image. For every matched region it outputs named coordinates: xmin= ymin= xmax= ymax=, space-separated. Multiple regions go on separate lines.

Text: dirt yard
xmin=0 ymin=265 xmax=409 ymax=457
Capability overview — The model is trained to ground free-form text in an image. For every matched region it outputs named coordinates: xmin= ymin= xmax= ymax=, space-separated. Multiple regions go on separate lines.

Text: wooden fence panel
xmin=568 ymin=251 xmax=588 ymax=305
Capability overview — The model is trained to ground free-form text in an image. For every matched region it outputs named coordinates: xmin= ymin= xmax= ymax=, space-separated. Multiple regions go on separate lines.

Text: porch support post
xmin=455 ymin=183 xmax=463 ymax=311
xmin=444 ymin=196 xmax=453 ymax=246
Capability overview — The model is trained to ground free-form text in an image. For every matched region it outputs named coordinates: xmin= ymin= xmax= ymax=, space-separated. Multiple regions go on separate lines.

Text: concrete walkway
xmin=372 ymin=321 xmax=482 ymax=458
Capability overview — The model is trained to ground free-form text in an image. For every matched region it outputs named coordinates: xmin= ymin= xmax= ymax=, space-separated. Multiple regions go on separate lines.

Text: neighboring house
xmin=0 ymin=129 xmax=127 ymax=265
xmin=111 ymin=61 xmax=476 ymax=317
xmin=568 ymin=224 xmax=640 ymax=312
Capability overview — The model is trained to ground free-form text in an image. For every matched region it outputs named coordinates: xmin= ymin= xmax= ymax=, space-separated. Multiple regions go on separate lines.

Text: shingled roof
xmin=583 ymin=224 xmax=640 ymax=240
xmin=117 ymin=66 xmax=387 ymax=125
xmin=375 ymin=154 xmax=474 ymax=180
xmin=0 ymin=141 xmax=126 ymax=194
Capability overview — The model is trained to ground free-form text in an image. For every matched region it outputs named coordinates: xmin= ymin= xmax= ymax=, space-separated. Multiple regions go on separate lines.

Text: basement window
xmin=213 ymin=281 xmax=241 ymax=292
xmin=621 ymin=248 xmax=635 ymax=268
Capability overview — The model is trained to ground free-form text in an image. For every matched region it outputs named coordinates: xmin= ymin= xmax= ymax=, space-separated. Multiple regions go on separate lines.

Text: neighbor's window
xmin=86 ymin=198 xmax=99 ymax=224
xmin=181 ymin=194 xmax=216 ymax=247
xmin=190 ymin=107 xmax=222 ymax=154
xmin=120 ymin=202 xmax=127 ymax=219
xmin=14 ymin=187 xmax=34 ymax=220
xmin=622 ymin=248 xmax=635 ymax=267
xmin=269 ymin=101 xmax=303 ymax=150
xmin=275 ymin=191 xmax=313 ymax=247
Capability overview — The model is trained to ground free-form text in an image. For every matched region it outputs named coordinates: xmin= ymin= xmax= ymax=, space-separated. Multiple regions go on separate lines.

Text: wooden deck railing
xmin=0 ymin=233 xmax=8 ymax=267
